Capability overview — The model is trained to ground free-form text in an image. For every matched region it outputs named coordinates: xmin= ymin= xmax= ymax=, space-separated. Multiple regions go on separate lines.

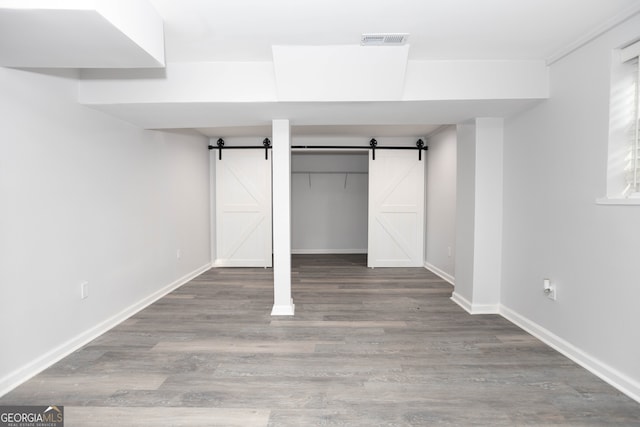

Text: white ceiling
xmin=150 ymin=0 xmax=640 ymax=63
xmin=3 ymin=0 xmax=640 ymax=138
xmin=135 ymin=0 xmax=640 ymax=137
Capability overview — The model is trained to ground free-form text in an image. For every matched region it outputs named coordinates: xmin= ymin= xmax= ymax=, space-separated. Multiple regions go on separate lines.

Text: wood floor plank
xmin=1 ymin=254 xmax=639 ymax=426
xmin=270 ymin=320 xmax=408 ymax=328
xmin=65 ymin=407 xmax=270 ymax=427
xmin=152 ymin=339 xmax=330 ymax=354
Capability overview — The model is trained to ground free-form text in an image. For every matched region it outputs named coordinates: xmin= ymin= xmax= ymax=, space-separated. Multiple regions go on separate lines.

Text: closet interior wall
xmin=291 ymin=151 xmax=368 ymax=254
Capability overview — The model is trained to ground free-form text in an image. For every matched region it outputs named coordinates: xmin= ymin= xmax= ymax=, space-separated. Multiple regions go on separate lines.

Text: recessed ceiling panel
xmin=272 ymin=45 xmax=409 ymax=101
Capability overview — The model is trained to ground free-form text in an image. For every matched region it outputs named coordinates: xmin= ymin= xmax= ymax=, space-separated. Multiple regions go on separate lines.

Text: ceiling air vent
xmin=361 ymin=33 xmax=409 ymax=46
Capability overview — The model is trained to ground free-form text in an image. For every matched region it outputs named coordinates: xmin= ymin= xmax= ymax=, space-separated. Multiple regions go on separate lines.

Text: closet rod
xmin=291 ymin=171 xmax=367 ymax=173
xmin=291 ymin=145 xmax=369 ymax=150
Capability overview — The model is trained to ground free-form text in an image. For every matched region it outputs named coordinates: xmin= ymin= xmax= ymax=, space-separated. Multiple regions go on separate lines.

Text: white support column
xmin=452 ymin=118 xmax=503 ymax=314
xmin=271 ymin=119 xmax=295 ymax=316
xmin=452 ymin=122 xmax=477 ymax=311
xmin=472 ymin=118 xmax=503 ymax=311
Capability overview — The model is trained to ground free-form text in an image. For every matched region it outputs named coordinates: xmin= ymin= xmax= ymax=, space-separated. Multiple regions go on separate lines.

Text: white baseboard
xmin=271 ymin=300 xmax=295 ymax=316
xmin=214 ymin=259 xmax=272 ymax=268
xmin=0 ymin=262 xmax=212 ymax=397
xmin=450 ymin=297 xmax=640 ymax=403
xmin=450 ymin=292 xmax=500 ymax=314
xmin=291 ymin=249 xmax=367 ymax=255
xmin=424 ymin=262 xmax=455 ymax=285
xmin=450 ymin=292 xmax=473 ymax=313
xmin=499 ymin=304 xmax=640 ymax=404
xmin=469 ymin=303 xmax=500 ymax=314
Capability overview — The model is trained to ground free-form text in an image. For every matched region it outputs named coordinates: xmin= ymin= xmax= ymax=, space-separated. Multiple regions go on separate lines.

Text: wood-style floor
xmin=2 ymin=254 xmax=639 ymax=426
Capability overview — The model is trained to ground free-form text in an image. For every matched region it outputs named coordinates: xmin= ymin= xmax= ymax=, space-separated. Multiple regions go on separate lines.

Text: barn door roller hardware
xmin=215 ymin=138 xmax=224 ymax=160
xmin=291 ymin=138 xmax=428 ymax=161
xmin=370 ymin=138 xmax=426 ymax=161
xmin=208 ymin=138 xmax=272 ymax=160
xmin=262 ymin=138 xmax=271 ymax=160
xmin=416 ymin=139 xmax=425 ymax=161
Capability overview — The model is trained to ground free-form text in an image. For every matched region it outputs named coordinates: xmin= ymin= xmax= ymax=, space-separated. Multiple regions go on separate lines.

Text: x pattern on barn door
xmin=215 ymin=150 xmax=272 ymax=267
xmin=368 ymin=150 xmax=424 ymax=267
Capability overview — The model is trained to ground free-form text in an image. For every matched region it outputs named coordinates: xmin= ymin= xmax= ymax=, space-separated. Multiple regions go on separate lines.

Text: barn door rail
xmin=291 ymin=138 xmax=427 ymax=161
xmin=211 ymin=138 xmax=427 ymax=161
xmin=209 ymin=138 xmax=272 ymax=160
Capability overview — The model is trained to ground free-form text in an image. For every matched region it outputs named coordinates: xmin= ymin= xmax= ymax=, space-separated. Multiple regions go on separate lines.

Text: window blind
xmin=622 ymin=40 xmax=640 ymax=195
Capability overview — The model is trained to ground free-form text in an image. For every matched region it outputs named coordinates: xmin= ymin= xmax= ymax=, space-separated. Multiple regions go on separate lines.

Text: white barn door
xmin=368 ymin=150 xmax=424 ymax=267
xmin=215 ymin=149 xmax=272 ymax=267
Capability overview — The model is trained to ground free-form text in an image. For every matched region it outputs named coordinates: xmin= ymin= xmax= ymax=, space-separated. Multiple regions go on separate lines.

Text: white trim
xmin=0 ymin=262 xmax=212 ymax=397
xmin=291 ymin=248 xmax=367 ymax=255
xmin=546 ymin=3 xmax=640 ymax=65
xmin=214 ymin=259 xmax=272 ymax=268
xmin=424 ymin=262 xmax=455 ymax=285
xmin=621 ymin=39 xmax=640 ymax=63
xmin=468 ymin=303 xmax=500 ymax=315
xmin=271 ymin=300 xmax=295 ymax=316
xmin=210 ymin=150 xmax=217 ymax=266
xmin=499 ymin=304 xmax=640 ymax=404
xmin=450 ymin=292 xmax=473 ymax=313
xmin=450 ymin=292 xmax=499 ymax=314
xmin=595 ymin=197 xmax=640 ymax=205
xmin=449 ymin=297 xmax=640 ymax=403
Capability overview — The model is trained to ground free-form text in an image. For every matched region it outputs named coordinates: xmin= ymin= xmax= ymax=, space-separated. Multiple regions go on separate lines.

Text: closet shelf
xmin=292 ymin=171 xmax=367 ymax=188
xmin=292 ymin=171 xmax=367 ymax=174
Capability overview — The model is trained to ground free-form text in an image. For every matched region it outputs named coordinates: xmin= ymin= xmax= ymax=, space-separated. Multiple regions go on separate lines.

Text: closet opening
xmin=291 ymin=150 xmax=369 ymax=258
xmin=290 ymin=138 xmax=427 ymax=268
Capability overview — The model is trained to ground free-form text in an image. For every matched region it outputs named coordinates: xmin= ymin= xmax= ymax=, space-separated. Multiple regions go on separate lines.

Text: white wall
xmin=0 ymin=67 xmax=211 ymax=395
xmin=501 ymin=13 xmax=640 ymax=401
xmin=424 ymin=126 xmax=456 ymax=282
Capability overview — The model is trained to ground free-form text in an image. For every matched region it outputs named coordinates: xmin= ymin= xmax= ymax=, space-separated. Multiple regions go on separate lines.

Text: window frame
xmin=598 ymin=39 xmax=640 ymax=205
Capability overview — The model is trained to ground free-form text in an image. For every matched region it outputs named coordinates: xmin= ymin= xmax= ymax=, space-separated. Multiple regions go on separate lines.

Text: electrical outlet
xmin=543 ymin=278 xmax=556 ymax=301
xmin=80 ymin=281 xmax=89 ymax=299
